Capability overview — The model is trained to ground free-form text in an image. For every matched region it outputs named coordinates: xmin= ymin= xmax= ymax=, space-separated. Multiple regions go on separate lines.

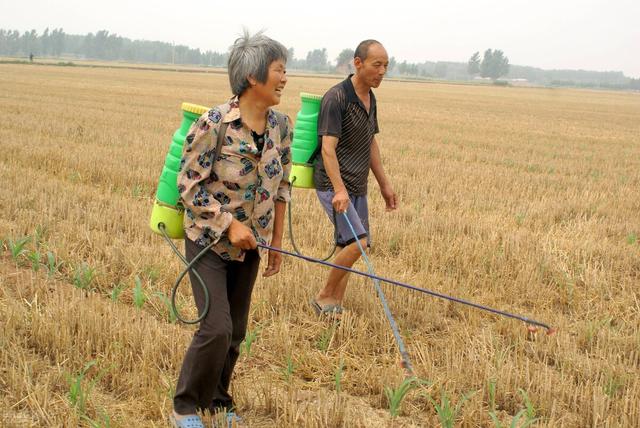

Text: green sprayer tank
xmin=290 ymin=92 xmax=322 ymax=189
xmin=149 ymin=102 xmax=209 ymax=239
xmin=150 ymin=93 xmax=322 ymax=239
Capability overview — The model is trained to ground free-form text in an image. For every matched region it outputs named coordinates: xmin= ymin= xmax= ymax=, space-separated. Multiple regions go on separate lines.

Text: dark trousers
xmin=173 ymin=239 xmax=260 ymax=415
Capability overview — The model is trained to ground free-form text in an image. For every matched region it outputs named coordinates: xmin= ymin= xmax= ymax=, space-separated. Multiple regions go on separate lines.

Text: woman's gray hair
xmin=228 ymin=29 xmax=288 ymax=96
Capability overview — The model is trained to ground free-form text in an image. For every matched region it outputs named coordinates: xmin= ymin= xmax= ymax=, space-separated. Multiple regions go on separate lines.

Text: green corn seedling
xmin=241 ymin=327 xmax=260 ymax=357
xmin=487 ymin=379 xmax=497 ymax=412
xmin=34 ymin=224 xmax=48 ymax=249
xmin=82 ymin=409 xmax=112 ymax=428
xmin=426 ymin=389 xmax=474 ymax=428
xmin=111 ymin=282 xmax=126 ymax=302
xmin=384 ymin=377 xmax=430 ymax=418
xmin=133 ymin=276 xmax=146 ymax=309
xmin=518 ymin=389 xmax=537 ymax=422
xmin=8 ymin=236 xmax=31 ymax=262
xmin=489 ymin=409 xmax=538 ymax=428
xmin=334 ymin=358 xmax=345 ymax=395
xmin=317 ymin=324 xmax=336 ymax=352
xmin=153 ymin=291 xmax=177 ymax=323
xmin=66 ymin=360 xmax=106 ymax=414
xmin=28 ymin=250 xmax=41 ymax=271
xmin=46 ymin=251 xmax=62 ymax=277
xmin=73 ymin=262 xmax=96 ymax=290
xmin=282 ymin=354 xmax=295 ymax=382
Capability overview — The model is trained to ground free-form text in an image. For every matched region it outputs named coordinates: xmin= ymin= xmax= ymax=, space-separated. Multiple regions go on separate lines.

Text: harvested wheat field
xmin=1 ymin=63 xmax=639 ymax=427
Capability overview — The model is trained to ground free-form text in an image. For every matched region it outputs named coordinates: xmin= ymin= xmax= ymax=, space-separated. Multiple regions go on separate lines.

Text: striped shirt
xmin=313 ymin=75 xmax=379 ymax=196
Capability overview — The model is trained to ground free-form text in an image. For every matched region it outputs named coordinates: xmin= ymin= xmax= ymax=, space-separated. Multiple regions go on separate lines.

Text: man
xmin=311 ymin=40 xmax=398 ymax=315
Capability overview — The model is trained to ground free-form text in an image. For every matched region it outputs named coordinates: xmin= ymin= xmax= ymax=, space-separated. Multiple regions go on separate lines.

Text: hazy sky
xmin=2 ymin=0 xmax=639 ymax=77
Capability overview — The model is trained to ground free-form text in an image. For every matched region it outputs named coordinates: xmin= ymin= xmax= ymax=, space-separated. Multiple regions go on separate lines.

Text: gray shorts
xmin=316 ymin=190 xmax=370 ymax=247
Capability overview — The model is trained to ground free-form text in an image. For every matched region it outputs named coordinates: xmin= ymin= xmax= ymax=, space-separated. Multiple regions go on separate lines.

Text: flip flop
xmin=310 ymin=298 xmax=343 ymax=316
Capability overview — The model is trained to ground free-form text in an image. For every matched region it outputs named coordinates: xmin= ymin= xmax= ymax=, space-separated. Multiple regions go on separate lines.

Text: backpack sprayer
xmin=148 ymin=94 xmax=337 ymax=325
xmin=149 ymin=94 xmax=556 ymax=374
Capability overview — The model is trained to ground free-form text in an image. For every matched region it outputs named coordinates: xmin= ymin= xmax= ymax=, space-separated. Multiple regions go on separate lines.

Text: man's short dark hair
xmin=354 ymin=40 xmax=382 ymax=62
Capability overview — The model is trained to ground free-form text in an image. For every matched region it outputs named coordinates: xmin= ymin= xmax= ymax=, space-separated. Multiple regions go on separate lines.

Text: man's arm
xmin=321 ymin=135 xmax=350 ymax=213
xmin=370 ymin=136 xmax=398 ymax=211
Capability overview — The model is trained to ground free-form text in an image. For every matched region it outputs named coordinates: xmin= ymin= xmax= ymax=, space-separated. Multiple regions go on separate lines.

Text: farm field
xmin=1 ymin=63 xmax=639 ymax=427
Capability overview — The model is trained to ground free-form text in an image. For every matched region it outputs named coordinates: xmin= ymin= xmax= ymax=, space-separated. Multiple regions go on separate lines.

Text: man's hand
xmin=227 ymin=219 xmax=257 ymax=250
xmin=381 ymin=184 xmax=398 ymax=211
xmin=262 ymin=249 xmax=282 ymax=277
xmin=332 ymin=189 xmax=350 ymax=213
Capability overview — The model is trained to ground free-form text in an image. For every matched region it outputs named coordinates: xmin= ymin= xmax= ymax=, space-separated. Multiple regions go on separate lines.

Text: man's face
xmin=354 ymin=43 xmax=389 ymax=89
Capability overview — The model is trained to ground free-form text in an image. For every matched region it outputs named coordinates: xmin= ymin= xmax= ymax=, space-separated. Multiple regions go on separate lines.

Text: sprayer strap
xmin=274 ymin=111 xmax=288 ymax=142
xmin=214 ymin=122 xmax=229 ymax=167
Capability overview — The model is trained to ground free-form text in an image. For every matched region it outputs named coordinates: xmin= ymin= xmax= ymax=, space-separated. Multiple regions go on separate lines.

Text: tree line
xmin=1 ymin=28 xmax=638 ymax=90
xmin=0 ymin=28 xmax=227 ymax=66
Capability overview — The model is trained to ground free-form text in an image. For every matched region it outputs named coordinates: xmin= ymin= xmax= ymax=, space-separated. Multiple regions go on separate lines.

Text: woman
xmin=171 ymin=31 xmax=290 ymax=428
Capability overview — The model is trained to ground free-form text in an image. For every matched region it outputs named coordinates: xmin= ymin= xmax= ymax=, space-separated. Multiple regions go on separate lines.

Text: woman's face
xmin=252 ymin=59 xmax=287 ymax=106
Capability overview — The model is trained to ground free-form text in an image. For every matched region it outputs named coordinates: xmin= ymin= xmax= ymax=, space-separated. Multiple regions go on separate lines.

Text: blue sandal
xmin=214 ymin=411 xmax=244 ymax=427
xmin=170 ymin=413 xmax=205 ymax=428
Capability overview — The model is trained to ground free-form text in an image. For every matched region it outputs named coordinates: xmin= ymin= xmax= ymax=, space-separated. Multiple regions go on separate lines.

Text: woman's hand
xmin=262 ymin=249 xmax=282 ymax=277
xmin=227 ymin=219 xmax=257 ymax=250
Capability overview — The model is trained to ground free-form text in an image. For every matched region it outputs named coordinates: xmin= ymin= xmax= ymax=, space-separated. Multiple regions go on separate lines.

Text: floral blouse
xmin=177 ymin=97 xmax=292 ymax=261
